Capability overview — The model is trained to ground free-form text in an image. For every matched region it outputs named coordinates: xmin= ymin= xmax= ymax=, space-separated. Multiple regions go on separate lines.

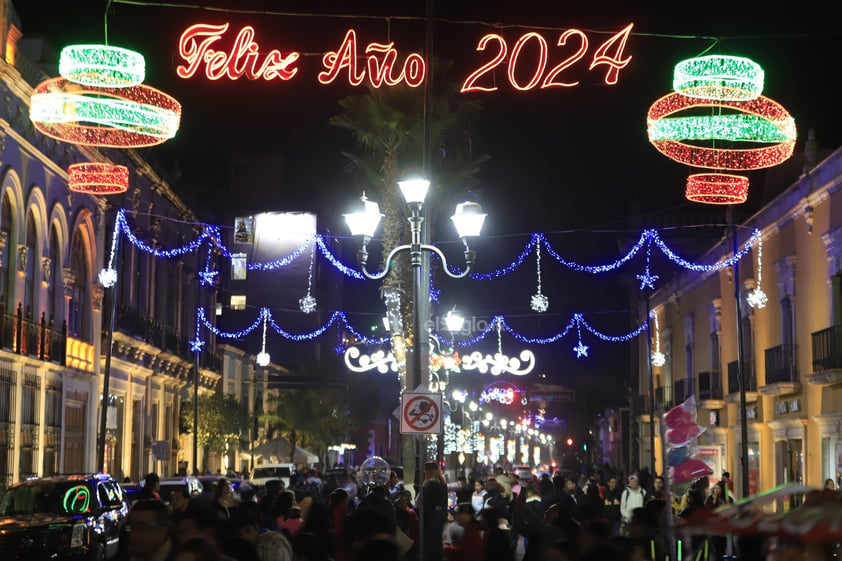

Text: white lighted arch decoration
xmin=462 ymin=349 xmax=535 ymax=376
xmin=344 ymin=346 xmax=398 ymax=374
xmin=461 ymin=320 xmax=536 ymax=376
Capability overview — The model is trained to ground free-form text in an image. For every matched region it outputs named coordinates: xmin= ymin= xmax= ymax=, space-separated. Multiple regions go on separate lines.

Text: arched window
xmin=69 ymin=233 xmax=90 ymax=341
xmin=23 ymin=211 xmax=37 ymax=318
xmin=47 ymin=228 xmax=59 ymax=325
xmin=0 ymin=195 xmax=11 ymax=306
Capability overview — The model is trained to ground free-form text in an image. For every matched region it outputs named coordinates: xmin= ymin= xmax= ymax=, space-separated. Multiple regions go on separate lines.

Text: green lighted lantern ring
xmin=59 ymin=45 xmax=146 ymax=88
xmin=673 ymin=55 xmax=764 ymax=101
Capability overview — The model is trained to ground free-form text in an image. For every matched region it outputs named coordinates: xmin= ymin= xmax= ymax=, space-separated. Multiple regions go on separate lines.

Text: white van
xmin=250 ymin=463 xmax=296 ymax=492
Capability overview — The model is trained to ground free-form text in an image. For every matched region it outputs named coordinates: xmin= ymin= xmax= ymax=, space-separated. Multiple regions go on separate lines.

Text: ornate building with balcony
xmin=637 ymin=142 xmax=842 ymax=496
xmin=0 ymin=2 xmax=227 ymax=487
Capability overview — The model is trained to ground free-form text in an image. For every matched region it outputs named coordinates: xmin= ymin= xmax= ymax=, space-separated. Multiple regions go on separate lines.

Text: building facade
xmin=637 ymin=144 xmax=842 ymax=497
xmin=0 ymin=1 xmax=228 ymax=488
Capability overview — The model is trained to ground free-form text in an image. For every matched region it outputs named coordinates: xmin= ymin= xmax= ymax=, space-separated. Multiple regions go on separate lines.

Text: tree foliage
xmin=261 ymin=386 xmax=350 ymax=461
xmin=180 ymin=393 xmax=249 ymax=457
xmin=330 ymin=61 xmax=488 ymax=345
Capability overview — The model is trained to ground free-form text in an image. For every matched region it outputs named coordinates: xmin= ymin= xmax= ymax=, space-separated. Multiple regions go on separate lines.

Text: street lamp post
xmin=345 ymin=177 xmax=486 ymax=561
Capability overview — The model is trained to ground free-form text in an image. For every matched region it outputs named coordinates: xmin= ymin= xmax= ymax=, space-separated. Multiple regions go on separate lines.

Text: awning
xmin=243 ymin=436 xmax=319 ymax=465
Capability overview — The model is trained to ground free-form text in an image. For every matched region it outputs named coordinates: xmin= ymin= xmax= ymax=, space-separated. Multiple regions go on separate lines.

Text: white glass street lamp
xmin=444 ymin=308 xmax=465 ymax=333
xmin=344 ymin=181 xmax=487 ymax=392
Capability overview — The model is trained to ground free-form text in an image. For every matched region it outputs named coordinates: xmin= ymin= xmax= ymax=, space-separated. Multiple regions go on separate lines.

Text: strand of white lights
xmin=531 ymin=236 xmax=549 ymax=312
xmin=746 ymin=236 xmax=768 ymax=309
xmin=651 ymin=310 xmax=666 ymax=367
xmin=256 ymin=311 xmax=271 ymax=366
xmin=636 ymin=242 xmax=659 ymax=290
xmin=299 ymin=240 xmax=317 ymax=313
xmin=98 ymin=215 xmax=122 ymax=288
xmin=573 ymin=314 xmax=589 ymax=358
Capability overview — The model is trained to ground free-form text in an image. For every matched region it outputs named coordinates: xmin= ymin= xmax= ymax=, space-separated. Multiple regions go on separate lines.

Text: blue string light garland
xmin=104 ymin=209 xmax=761 ymax=294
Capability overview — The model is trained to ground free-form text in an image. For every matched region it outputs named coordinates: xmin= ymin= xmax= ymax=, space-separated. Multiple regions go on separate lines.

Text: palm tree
xmin=330 ymin=60 xmax=488 ymax=361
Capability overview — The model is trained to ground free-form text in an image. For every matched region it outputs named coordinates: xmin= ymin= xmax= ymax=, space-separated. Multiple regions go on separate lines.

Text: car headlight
xmin=70 ymin=523 xmax=87 ymax=548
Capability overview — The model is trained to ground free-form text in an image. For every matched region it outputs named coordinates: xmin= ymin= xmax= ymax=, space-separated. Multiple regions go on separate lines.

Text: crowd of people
xmin=115 ymin=465 xmax=837 ymax=561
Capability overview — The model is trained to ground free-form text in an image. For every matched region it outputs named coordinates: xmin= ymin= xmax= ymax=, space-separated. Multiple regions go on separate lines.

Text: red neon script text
xmin=319 ymin=30 xmax=425 ymax=88
xmin=176 ymin=23 xmax=300 ymax=81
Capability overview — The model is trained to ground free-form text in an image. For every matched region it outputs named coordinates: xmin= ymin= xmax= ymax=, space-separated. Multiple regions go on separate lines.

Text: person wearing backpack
xmin=619 ymin=474 xmax=646 ymax=533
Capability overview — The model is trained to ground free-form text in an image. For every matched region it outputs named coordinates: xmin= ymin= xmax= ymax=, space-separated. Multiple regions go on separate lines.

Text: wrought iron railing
xmin=811 ymin=325 xmax=842 ymax=372
xmin=0 ymin=301 xmax=66 ymax=365
xmin=698 ymin=370 xmax=723 ymax=400
xmin=764 ymin=343 xmax=798 ymax=384
xmin=727 ymin=360 xmax=757 ymax=394
xmin=115 ymin=305 xmax=221 ymax=371
xmin=674 ymin=379 xmax=686 ymax=404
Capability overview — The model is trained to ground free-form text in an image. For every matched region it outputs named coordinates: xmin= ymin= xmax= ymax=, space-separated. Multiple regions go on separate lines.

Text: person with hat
xmin=444 ymin=503 xmax=485 ymax=561
xmin=620 ymin=474 xmax=646 ymax=532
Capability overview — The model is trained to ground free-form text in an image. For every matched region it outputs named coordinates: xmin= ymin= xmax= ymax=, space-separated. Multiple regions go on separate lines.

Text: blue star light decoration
xmin=574 ymin=342 xmax=589 ymax=358
xmin=636 ymin=271 xmax=659 ymax=290
xmin=199 ymin=269 xmax=219 ymax=287
xmin=189 ymin=338 xmax=205 ymax=354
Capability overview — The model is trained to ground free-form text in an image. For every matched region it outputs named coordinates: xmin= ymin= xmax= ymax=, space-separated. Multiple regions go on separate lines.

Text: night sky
xmin=13 ymin=0 xmax=842 ymax=410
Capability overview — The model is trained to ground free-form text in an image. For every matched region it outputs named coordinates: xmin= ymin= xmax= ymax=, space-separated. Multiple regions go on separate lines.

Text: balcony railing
xmin=115 ymin=305 xmax=221 ymax=371
xmin=727 ymin=360 xmax=757 ymax=394
xmin=0 ymin=302 xmax=66 ymax=366
xmin=674 ymin=379 xmax=687 ymax=404
xmin=698 ymin=370 xmax=723 ymax=400
xmin=811 ymin=325 xmax=842 ymax=371
xmin=764 ymin=344 xmax=798 ymax=384
xmin=655 ymin=385 xmax=673 ymax=411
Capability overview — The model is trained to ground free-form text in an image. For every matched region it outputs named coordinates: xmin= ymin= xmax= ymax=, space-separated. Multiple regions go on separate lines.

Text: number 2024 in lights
xmin=176 ymin=22 xmax=634 ymax=91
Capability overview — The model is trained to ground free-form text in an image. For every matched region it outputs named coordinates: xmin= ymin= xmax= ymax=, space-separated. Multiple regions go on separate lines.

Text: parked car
xmin=157 ymin=476 xmax=203 ymax=503
xmin=197 ymin=476 xmax=254 ymax=502
xmin=249 ymin=463 xmax=296 ymax=493
xmin=0 ymin=473 xmax=128 ymax=560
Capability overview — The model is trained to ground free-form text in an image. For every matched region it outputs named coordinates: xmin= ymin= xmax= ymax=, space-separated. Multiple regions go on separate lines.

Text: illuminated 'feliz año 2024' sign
xmin=176 ymin=22 xmax=634 ymax=91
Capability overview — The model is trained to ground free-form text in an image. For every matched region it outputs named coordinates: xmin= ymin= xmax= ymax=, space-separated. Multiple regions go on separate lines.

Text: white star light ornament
xmin=574 ymin=342 xmax=589 ymax=358
xmin=98 ymin=268 xmax=118 ymax=288
xmin=256 ymin=351 xmax=271 ymax=367
xmin=651 ymin=351 xmax=666 ymax=367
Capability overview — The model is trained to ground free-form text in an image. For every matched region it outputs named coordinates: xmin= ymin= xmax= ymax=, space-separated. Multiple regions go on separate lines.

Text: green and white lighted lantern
xmin=59 ymin=45 xmax=146 ymax=88
xmin=672 ymin=54 xmax=764 ymax=101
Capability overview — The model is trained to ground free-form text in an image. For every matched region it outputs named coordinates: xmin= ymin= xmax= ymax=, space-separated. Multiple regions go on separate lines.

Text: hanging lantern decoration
xmin=685 ymin=173 xmax=750 ymax=205
xmin=30 ymin=77 xmax=181 ymax=148
xmin=647 ymin=90 xmax=796 ymax=170
xmin=647 ymin=54 xmax=796 ymax=205
xmin=672 ymin=55 xmax=764 ymax=101
xmin=59 ymin=44 xmax=146 ymax=88
xmin=68 ymin=162 xmax=129 ymax=194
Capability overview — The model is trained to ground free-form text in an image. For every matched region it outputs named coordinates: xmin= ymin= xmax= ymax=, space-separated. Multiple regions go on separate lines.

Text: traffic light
xmin=566 ymin=437 xmax=574 ymax=446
